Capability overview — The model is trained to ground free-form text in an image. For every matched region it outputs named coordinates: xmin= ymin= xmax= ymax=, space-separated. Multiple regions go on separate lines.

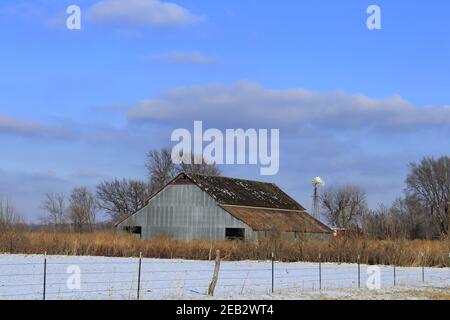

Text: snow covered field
xmin=0 ymin=254 xmax=448 ymax=300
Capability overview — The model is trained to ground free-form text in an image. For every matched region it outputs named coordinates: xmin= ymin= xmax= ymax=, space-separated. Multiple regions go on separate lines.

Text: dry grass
xmin=396 ymin=289 xmax=450 ymax=300
xmin=0 ymin=231 xmax=448 ymax=267
xmin=306 ymin=288 xmax=450 ymax=300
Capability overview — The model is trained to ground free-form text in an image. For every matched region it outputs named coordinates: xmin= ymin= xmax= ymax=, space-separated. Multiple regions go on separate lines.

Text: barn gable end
xmin=116 ymin=177 xmax=256 ymax=240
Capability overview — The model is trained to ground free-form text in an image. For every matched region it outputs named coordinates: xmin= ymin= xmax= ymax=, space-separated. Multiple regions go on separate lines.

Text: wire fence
xmin=0 ymin=252 xmax=449 ymax=300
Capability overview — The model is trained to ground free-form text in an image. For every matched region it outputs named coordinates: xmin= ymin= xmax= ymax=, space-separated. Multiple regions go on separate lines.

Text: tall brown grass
xmin=0 ymin=230 xmax=448 ymax=267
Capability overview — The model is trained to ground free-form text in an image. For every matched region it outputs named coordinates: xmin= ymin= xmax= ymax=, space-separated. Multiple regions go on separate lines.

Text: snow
xmin=0 ymin=254 xmax=448 ymax=300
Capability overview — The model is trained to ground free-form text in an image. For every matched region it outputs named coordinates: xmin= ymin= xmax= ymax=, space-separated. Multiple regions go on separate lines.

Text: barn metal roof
xmin=181 ymin=173 xmax=332 ymax=234
xmin=220 ymin=205 xmax=332 ymax=233
xmin=182 ymin=173 xmax=306 ymax=210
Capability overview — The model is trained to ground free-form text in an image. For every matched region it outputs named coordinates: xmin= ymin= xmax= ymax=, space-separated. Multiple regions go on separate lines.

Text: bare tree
xmin=145 ymin=148 xmax=178 ymax=193
xmin=96 ymin=179 xmax=149 ymax=224
xmin=390 ymin=197 xmax=433 ymax=239
xmin=178 ymin=153 xmax=221 ymax=176
xmin=0 ymin=197 xmax=23 ymax=231
xmin=40 ymin=193 xmax=66 ymax=230
xmin=363 ymin=203 xmax=409 ymax=240
xmin=362 ymin=196 xmax=436 ymax=240
xmin=362 ymin=207 xmax=388 ymax=240
xmin=68 ymin=187 xmax=98 ymax=232
xmin=145 ymin=148 xmax=221 ymax=193
xmin=320 ymin=185 xmax=368 ymax=229
xmin=406 ymin=156 xmax=450 ymax=237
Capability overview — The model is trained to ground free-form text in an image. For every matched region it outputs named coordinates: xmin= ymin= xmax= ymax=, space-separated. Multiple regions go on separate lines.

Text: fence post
xmin=43 ymin=251 xmax=47 ymax=301
xmin=357 ymin=254 xmax=361 ymax=289
xmin=271 ymin=252 xmax=275 ymax=294
xmin=208 ymin=250 xmax=221 ymax=296
xmin=447 ymin=252 xmax=450 ymax=285
xmin=137 ymin=252 xmax=142 ymax=300
xmin=421 ymin=252 xmax=425 ymax=283
xmin=422 ymin=265 xmax=425 ymax=283
xmin=318 ymin=253 xmax=322 ymax=291
xmin=393 ymin=264 xmax=396 ymax=287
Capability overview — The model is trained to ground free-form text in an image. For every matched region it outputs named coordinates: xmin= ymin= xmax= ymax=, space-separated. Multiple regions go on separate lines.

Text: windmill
xmin=312 ymin=176 xmax=325 ymax=220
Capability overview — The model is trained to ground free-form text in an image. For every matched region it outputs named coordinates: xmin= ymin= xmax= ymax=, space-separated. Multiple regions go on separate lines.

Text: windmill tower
xmin=312 ymin=176 xmax=325 ymax=220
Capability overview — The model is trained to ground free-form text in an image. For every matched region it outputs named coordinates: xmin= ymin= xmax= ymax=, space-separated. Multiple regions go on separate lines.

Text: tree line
xmin=2 ymin=152 xmax=449 ymax=239
xmin=320 ymin=156 xmax=450 ymax=239
xmin=38 ymin=148 xmax=220 ymax=231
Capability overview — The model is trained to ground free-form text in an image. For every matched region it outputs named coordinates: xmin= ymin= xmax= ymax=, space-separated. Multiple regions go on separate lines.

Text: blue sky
xmin=1 ymin=0 xmax=450 ymax=221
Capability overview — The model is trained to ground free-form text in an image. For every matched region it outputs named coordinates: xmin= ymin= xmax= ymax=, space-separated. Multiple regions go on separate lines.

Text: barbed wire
xmin=0 ymin=259 xmax=448 ymax=300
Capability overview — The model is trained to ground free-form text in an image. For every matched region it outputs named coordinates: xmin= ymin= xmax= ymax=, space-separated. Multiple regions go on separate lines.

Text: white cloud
xmin=152 ymin=51 xmax=217 ymax=65
xmin=127 ymin=81 xmax=450 ymax=131
xmin=0 ymin=114 xmax=72 ymax=139
xmin=87 ymin=0 xmax=204 ymax=27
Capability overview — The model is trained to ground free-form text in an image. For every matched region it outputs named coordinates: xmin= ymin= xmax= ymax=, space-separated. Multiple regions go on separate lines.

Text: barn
xmin=116 ymin=173 xmax=333 ymax=241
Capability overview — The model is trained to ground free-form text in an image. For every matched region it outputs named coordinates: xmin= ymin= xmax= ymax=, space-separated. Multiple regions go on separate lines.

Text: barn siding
xmin=117 ymin=184 xmax=256 ymax=241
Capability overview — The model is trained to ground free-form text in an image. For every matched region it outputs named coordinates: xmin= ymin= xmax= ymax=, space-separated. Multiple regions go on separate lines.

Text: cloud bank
xmin=87 ymin=0 xmax=204 ymax=27
xmin=0 ymin=114 xmax=72 ymax=139
xmin=127 ymin=81 xmax=450 ymax=131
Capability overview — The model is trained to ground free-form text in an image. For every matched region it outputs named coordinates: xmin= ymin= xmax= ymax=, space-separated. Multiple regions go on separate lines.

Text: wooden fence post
xmin=208 ymin=250 xmax=221 ymax=296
